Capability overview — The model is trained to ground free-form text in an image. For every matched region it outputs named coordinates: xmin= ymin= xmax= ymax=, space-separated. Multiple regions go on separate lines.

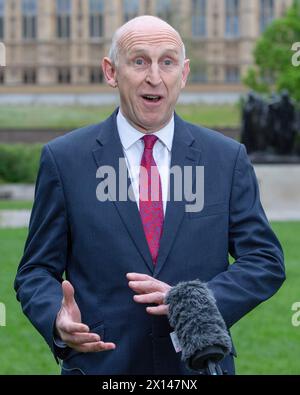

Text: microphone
xmin=165 ymin=280 xmax=232 ymax=375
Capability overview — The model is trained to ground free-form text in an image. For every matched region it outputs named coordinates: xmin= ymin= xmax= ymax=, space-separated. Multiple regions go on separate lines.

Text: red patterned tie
xmin=139 ymin=135 xmax=164 ymax=265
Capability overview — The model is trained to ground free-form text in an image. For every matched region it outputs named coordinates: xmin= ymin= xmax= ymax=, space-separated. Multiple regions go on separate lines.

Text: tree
xmin=244 ymin=1 xmax=300 ymax=101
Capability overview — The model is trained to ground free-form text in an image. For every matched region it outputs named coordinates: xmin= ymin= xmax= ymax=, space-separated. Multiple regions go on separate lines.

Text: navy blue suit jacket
xmin=15 ymin=110 xmax=285 ymax=375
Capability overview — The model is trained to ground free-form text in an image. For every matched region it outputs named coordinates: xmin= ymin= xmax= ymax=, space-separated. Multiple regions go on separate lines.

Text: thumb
xmin=62 ymin=280 xmax=75 ymax=307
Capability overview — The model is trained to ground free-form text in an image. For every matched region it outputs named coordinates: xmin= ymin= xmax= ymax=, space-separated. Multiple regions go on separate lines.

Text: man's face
xmin=105 ymin=27 xmax=190 ymax=133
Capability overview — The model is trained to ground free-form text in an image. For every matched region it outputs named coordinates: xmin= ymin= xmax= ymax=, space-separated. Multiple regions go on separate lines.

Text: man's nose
xmin=145 ymin=64 xmax=162 ymax=86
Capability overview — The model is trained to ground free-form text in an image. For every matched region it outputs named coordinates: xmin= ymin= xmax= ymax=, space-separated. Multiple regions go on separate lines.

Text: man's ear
xmin=102 ymin=57 xmax=118 ymax=88
xmin=181 ymin=59 xmax=190 ymax=89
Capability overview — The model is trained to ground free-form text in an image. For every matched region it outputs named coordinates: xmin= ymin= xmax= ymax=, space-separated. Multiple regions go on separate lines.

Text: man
xmin=15 ymin=16 xmax=285 ymax=375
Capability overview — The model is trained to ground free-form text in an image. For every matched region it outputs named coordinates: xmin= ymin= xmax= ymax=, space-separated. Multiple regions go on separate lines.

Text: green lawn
xmin=0 ymin=222 xmax=299 ymax=375
xmin=231 ymin=222 xmax=300 ymax=375
xmin=176 ymin=104 xmax=240 ymax=128
xmin=0 ymin=201 xmax=33 ymax=210
xmin=0 ymin=228 xmax=60 ymax=375
xmin=0 ymin=104 xmax=240 ymax=130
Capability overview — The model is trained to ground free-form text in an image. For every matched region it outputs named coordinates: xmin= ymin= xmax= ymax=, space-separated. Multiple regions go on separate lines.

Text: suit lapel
xmin=92 ymin=110 xmax=154 ymax=273
xmin=154 ymin=114 xmax=202 ymax=277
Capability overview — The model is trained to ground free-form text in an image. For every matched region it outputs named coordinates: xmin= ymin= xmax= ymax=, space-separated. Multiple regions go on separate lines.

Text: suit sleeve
xmin=207 ymin=144 xmax=285 ymax=328
xmin=14 ymin=144 xmax=69 ymax=361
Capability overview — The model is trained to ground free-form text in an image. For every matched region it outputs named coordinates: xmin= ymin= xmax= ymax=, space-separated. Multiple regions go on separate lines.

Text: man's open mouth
xmin=142 ymin=95 xmax=162 ymax=103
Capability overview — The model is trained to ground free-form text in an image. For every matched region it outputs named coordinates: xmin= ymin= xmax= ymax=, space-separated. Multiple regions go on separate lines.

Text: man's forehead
xmin=128 ymin=45 xmax=181 ymax=56
xmin=118 ymin=27 xmax=183 ymax=49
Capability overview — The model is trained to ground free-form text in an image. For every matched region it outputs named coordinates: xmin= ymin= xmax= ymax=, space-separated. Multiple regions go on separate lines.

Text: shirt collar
xmin=117 ymin=109 xmax=174 ymax=152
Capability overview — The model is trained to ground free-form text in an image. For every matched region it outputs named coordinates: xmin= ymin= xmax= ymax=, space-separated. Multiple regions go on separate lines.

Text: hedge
xmin=1 ymin=137 xmax=299 ymax=184
xmin=0 ymin=144 xmax=42 ymax=183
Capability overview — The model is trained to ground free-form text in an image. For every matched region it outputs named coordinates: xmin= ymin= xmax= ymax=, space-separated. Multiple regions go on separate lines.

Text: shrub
xmin=0 ymin=144 xmax=42 ymax=183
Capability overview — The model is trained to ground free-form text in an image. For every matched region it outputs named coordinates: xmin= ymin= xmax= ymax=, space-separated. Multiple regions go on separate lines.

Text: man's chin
xmin=139 ymin=122 xmax=166 ymax=133
xmin=137 ymin=116 xmax=171 ymax=132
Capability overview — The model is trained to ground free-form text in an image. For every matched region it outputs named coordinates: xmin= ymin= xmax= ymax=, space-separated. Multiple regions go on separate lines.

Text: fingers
xmin=70 ymin=341 xmax=116 ymax=353
xmin=61 ymin=331 xmax=101 ymax=345
xmin=59 ymin=328 xmax=117 ymax=353
xmin=127 ymin=273 xmax=153 ymax=281
xmin=59 ymin=320 xmax=89 ymax=334
xmin=62 ymin=280 xmax=75 ymax=308
xmin=128 ymin=279 xmax=170 ymax=295
xmin=133 ymin=292 xmax=169 ymax=315
xmin=128 ymin=280 xmax=155 ymax=294
xmin=127 ymin=273 xmax=171 ymax=316
xmin=128 ymin=277 xmax=171 ymax=293
xmin=146 ymin=305 xmax=169 ymax=316
xmin=133 ymin=292 xmax=165 ymax=305
xmin=127 ymin=273 xmax=171 ymax=292
xmin=58 ymin=323 xmax=117 ymax=353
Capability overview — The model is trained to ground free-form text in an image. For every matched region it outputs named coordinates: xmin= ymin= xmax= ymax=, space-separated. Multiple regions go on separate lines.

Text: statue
xmin=271 ymin=91 xmax=297 ymax=155
xmin=241 ymin=92 xmax=268 ymax=153
xmin=241 ymin=91 xmax=299 ymax=158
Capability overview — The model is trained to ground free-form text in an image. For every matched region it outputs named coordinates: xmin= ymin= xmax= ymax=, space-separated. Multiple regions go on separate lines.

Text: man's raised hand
xmin=55 ymin=280 xmax=116 ymax=353
xmin=127 ymin=273 xmax=171 ymax=316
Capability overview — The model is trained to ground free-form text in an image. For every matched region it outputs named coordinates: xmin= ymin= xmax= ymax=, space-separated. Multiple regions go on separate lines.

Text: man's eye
xmin=135 ymin=59 xmax=145 ymax=65
xmin=163 ymin=59 xmax=173 ymax=66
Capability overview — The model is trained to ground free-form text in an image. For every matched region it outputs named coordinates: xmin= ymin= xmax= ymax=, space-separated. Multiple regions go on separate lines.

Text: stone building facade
xmin=0 ymin=0 xmax=293 ymax=86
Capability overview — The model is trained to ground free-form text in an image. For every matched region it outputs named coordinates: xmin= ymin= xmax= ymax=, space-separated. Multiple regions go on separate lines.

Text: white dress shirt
xmin=117 ymin=109 xmax=174 ymax=215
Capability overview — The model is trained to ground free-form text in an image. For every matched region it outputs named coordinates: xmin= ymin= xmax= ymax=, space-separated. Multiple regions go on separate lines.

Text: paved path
xmin=0 ymin=184 xmax=35 ymax=200
xmin=0 ymin=210 xmax=31 ymax=228
xmin=0 ymin=92 xmax=242 ymax=105
xmin=1 ymin=165 xmax=300 ymax=228
xmin=255 ymin=165 xmax=300 ymax=222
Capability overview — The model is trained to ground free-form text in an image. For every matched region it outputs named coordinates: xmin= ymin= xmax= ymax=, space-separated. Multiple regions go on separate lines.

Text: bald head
xmin=109 ymin=15 xmax=186 ymax=67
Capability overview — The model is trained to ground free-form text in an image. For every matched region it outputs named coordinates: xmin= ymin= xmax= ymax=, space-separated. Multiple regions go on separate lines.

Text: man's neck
xmin=119 ymin=108 xmax=174 ymax=134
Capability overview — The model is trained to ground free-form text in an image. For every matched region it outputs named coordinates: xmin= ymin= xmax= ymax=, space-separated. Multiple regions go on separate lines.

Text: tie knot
xmin=143 ymin=135 xmax=158 ymax=150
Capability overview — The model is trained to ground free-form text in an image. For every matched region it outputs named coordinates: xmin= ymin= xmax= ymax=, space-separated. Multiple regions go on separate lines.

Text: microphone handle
xmin=207 ymin=360 xmax=223 ymax=376
xmin=188 ymin=345 xmax=226 ymax=372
